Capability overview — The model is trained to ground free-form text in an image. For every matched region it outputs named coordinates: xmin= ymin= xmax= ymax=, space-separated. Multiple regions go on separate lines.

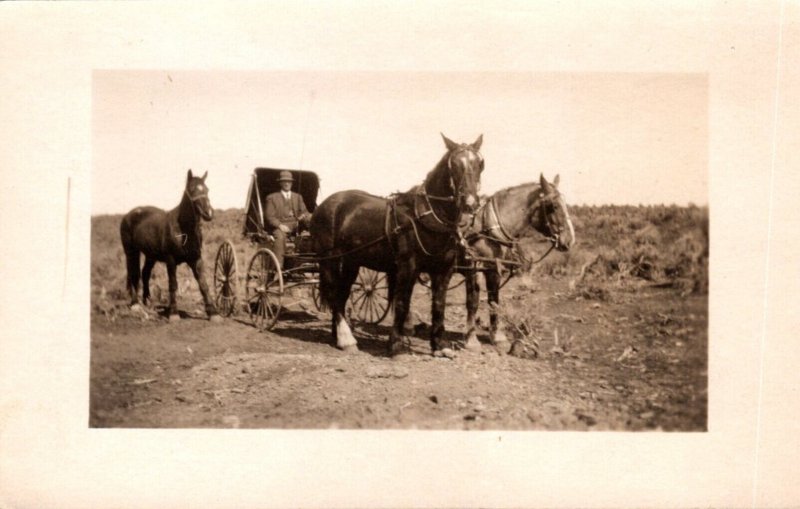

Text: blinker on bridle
xmin=418 ymin=146 xmax=482 ymax=231
xmin=536 ymin=190 xmax=564 ymax=246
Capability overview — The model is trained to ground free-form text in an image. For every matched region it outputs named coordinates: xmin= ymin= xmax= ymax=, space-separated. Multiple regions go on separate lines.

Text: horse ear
xmin=201 ymin=171 xmax=208 ymax=181
xmin=539 ymin=173 xmax=550 ymax=192
xmin=553 ymin=174 xmax=560 ymax=188
xmin=187 ymin=169 xmax=194 ymax=181
xmin=441 ymin=133 xmax=458 ymax=151
xmin=472 ymin=134 xmax=483 ymax=151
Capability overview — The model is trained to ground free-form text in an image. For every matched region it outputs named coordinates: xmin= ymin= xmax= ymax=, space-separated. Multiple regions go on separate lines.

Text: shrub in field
xmin=494 ymin=298 xmax=546 ymax=359
xmin=556 ymin=204 xmax=708 ymax=296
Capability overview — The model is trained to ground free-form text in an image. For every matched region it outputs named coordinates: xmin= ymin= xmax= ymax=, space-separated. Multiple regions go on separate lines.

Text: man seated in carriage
xmin=264 ymin=171 xmax=311 ymax=268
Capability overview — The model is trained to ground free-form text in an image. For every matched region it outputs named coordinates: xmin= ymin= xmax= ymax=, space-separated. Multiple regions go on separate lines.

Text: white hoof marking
xmin=336 ymin=317 xmax=357 ymax=350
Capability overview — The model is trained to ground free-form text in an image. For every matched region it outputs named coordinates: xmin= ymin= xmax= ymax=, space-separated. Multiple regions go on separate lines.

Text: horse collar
xmin=484 ymin=197 xmax=516 ymax=245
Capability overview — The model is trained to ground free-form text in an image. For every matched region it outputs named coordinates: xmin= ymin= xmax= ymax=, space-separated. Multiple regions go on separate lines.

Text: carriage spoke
xmin=350 ymin=291 xmax=368 ymax=307
xmin=356 ymin=291 xmax=370 ymax=319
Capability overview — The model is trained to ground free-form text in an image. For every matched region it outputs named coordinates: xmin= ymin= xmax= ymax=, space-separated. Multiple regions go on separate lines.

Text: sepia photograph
xmin=90 ymin=70 xmax=708 ymax=430
xmin=2 ymin=1 xmax=798 ymax=508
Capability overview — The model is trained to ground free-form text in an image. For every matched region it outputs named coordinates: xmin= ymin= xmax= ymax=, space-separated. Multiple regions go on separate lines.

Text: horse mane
xmin=393 ymin=152 xmax=451 ymax=205
xmin=492 ymin=182 xmax=543 ymax=209
xmin=407 ymin=151 xmax=450 ymax=193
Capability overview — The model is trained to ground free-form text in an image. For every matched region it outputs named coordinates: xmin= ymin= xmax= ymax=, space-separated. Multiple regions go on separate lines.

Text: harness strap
xmin=416 ymin=189 xmax=463 ymax=232
xmin=487 ymin=197 xmax=516 ymax=244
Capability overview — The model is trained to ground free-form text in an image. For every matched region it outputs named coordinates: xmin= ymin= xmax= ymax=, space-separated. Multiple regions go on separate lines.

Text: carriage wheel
xmin=349 ymin=268 xmax=391 ymax=324
xmin=245 ymin=249 xmax=283 ymax=331
xmin=213 ymin=240 xmax=239 ymax=317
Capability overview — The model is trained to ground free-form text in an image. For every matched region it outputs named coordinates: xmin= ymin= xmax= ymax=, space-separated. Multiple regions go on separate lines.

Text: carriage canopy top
xmin=243 ymin=168 xmax=321 ymax=236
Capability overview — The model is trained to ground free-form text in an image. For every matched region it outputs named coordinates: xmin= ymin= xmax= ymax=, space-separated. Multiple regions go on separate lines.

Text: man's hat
xmin=277 ymin=171 xmax=294 ymax=182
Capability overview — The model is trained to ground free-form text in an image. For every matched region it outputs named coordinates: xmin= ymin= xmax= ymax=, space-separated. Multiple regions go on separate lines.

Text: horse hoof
xmin=209 ymin=314 xmax=223 ymax=324
xmin=340 ymin=344 xmax=359 ymax=355
xmin=494 ymin=341 xmax=510 ymax=355
xmin=130 ymin=304 xmax=142 ymax=312
xmin=464 ymin=338 xmax=482 ymax=353
xmin=169 ymin=314 xmax=181 ymax=322
xmin=388 ymin=341 xmax=412 ymax=357
xmin=433 ymin=348 xmax=456 ymax=359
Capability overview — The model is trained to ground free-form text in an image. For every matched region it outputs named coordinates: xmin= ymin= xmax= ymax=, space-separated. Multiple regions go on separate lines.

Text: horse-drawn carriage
xmin=123 ymin=135 xmax=572 ymax=356
xmin=212 ymin=168 xmax=391 ymax=331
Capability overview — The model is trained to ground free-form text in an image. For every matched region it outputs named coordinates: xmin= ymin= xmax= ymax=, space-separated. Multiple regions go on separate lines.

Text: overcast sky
xmin=92 ymin=70 xmax=707 ymax=214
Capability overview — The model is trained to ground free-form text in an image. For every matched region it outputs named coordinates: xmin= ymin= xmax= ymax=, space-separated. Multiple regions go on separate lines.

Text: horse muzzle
xmin=199 ymin=205 xmax=214 ymax=221
xmin=553 ymin=230 xmax=575 ymax=251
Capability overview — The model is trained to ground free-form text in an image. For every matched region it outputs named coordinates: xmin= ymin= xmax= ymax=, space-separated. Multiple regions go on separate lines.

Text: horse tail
xmin=120 ymin=212 xmax=141 ymax=300
xmin=310 ymin=203 xmax=336 ymax=313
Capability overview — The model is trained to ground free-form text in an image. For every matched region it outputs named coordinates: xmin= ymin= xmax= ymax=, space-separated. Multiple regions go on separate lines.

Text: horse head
xmin=531 ymin=173 xmax=575 ymax=251
xmin=185 ymin=169 xmax=214 ymax=221
xmin=440 ymin=133 xmax=484 ymax=217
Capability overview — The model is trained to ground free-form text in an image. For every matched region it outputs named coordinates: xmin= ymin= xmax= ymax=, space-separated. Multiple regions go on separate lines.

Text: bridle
xmin=417 ymin=146 xmax=482 ymax=230
xmin=534 ymin=189 xmax=567 ymax=247
xmin=184 ymin=186 xmax=210 ymax=218
xmin=467 ymin=187 xmax=566 ymax=267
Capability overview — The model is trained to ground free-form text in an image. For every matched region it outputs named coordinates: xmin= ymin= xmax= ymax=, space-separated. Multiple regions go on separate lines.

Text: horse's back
xmin=312 ymin=190 xmax=387 ymax=233
xmin=311 ymin=190 xmax=391 ymax=270
xmin=120 ymin=206 xmax=170 ymax=256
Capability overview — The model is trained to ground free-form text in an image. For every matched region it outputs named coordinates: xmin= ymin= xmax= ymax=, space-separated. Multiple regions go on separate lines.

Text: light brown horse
xmin=461 ymin=174 xmax=575 ymax=352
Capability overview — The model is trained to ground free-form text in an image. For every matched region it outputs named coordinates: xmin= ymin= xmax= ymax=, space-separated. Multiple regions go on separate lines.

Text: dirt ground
xmin=90 ymin=275 xmax=707 ymax=431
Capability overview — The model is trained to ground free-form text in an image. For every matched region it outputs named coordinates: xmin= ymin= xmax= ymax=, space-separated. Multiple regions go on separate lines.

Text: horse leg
xmin=190 ymin=258 xmax=222 ymax=323
xmin=318 ymin=260 xmax=341 ymax=343
xmin=124 ymin=249 xmax=142 ymax=308
xmin=463 ymin=270 xmax=482 ymax=352
xmin=166 ymin=258 xmax=180 ymax=321
xmin=402 ymin=282 xmax=417 ymax=335
xmin=389 ymin=263 xmax=416 ymax=357
xmin=429 ymin=270 xmax=456 ymax=358
xmin=485 ymin=270 xmax=509 ymax=353
xmin=333 ymin=264 xmax=360 ymax=353
xmin=141 ymin=257 xmax=156 ymax=307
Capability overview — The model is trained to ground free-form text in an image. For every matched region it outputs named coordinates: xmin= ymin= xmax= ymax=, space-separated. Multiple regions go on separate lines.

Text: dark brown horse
xmin=120 ymin=170 xmax=221 ymax=322
xmin=461 ymin=174 xmax=574 ymax=352
xmin=310 ymin=134 xmax=484 ymax=357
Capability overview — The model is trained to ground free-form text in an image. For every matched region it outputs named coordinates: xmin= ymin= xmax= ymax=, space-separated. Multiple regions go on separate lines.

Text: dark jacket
xmin=264 ymin=191 xmax=310 ymax=231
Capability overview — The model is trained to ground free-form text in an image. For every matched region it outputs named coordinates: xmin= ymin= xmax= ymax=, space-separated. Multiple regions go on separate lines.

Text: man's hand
xmin=279 ymin=224 xmax=291 ymax=233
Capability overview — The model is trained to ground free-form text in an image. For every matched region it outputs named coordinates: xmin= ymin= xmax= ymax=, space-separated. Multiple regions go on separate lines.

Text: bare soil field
xmin=90 ymin=205 xmax=708 ymax=430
